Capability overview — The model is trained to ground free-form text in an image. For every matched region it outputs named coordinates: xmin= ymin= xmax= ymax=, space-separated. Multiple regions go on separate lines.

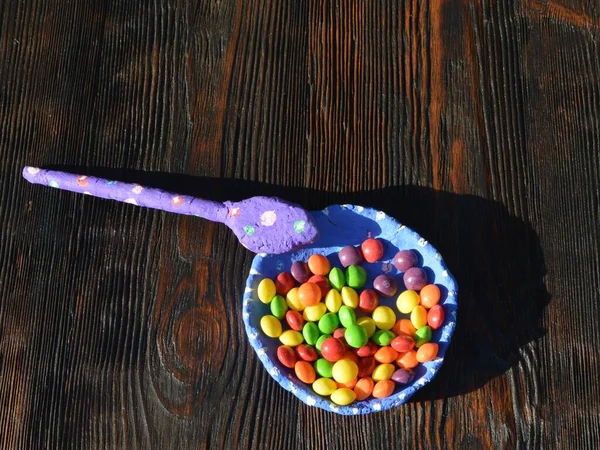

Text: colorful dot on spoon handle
xmin=22 ymin=166 xmax=228 ymax=221
xmin=22 ymin=166 xmax=319 ymax=254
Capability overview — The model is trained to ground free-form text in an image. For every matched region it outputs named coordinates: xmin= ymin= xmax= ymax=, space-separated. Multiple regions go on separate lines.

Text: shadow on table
xmin=41 ymin=166 xmax=550 ymax=399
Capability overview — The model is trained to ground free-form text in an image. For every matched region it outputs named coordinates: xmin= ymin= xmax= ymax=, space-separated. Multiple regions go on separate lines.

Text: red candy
xmin=342 ymin=350 xmax=360 ymax=365
xmin=333 ymin=328 xmax=346 ymax=339
xmin=357 ymin=356 xmax=376 ymax=377
xmin=277 ymin=345 xmax=298 ymax=368
xmin=275 ymin=272 xmax=295 ymax=296
xmin=361 ymin=238 xmax=384 ymax=263
xmin=320 ymin=337 xmax=346 ymax=362
xmin=307 ymin=275 xmax=331 ymax=297
xmin=355 ymin=341 xmax=378 ymax=357
xmin=391 ymin=334 xmax=415 ymax=353
xmin=296 ymin=344 xmax=319 ymax=362
xmin=285 ymin=310 xmax=305 ymax=331
xmin=358 ymin=289 xmax=379 ymax=314
xmin=427 ymin=305 xmax=445 ymax=330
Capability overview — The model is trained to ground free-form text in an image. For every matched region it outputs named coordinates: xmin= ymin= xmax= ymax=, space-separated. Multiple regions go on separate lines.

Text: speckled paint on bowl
xmin=242 ymin=204 xmax=458 ymax=415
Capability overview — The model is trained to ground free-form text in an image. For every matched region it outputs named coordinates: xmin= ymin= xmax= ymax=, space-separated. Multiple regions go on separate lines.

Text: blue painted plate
xmin=242 ymin=205 xmax=458 ymax=415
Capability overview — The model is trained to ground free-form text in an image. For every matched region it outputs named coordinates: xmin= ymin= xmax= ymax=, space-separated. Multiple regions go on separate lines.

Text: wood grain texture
xmin=1 ymin=0 xmax=599 ymax=448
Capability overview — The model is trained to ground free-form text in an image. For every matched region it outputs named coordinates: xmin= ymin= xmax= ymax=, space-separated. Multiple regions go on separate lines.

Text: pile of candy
xmin=256 ymin=238 xmax=444 ymax=406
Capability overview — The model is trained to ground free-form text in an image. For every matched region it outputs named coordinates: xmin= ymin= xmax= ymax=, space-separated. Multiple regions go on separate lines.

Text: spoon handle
xmin=22 ymin=167 xmax=229 ymax=223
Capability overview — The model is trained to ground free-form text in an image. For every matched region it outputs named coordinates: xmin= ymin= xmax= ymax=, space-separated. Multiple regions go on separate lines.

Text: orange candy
xmin=396 ymin=350 xmax=419 ymax=369
xmin=307 ymin=254 xmax=331 ymax=276
xmin=416 ymin=343 xmax=439 ymax=363
xmin=298 ymin=283 xmax=322 ymax=307
xmin=392 ymin=319 xmax=417 ymax=337
xmin=420 ymin=284 xmax=441 ymax=309
xmin=337 ymin=377 xmax=358 ymax=389
xmin=372 ymin=380 xmax=395 ymax=398
xmin=374 ymin=346 xmax=399 ymax=364
xmin=295 ymin=361 xmax=316 ymax=384
xmin=353 ymin=377 xmax=375 ymax=401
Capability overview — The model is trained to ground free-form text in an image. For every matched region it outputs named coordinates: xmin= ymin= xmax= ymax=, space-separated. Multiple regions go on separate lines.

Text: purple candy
xmin=373 ymin=274 xmax=398 ymax=298
xmin=393 ymin=250 xmax=418 ymax=272
xmin=403 ymin=267 xmax=428 ymax=291
xmin=391 ymin=369 xmax=413 ymax=385
xmin=338 ymin=245 xmax=363 ymax=267
xmin=290 ymin=261 xmax=311 ymax=283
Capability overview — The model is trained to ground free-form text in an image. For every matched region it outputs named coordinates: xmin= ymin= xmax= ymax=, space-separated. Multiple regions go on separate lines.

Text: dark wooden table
xmin=1 ymin=1 xmax=599 ymax=448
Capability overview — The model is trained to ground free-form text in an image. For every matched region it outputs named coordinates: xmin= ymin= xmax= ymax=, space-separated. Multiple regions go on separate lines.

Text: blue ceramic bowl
xmin=242 ymin=205 xmax=458 ymax=415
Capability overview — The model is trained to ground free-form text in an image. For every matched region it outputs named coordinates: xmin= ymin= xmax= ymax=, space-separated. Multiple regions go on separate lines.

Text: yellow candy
xmin=286 ymin=287 xmax=304 ymax=312
xmin=341 ymin=287 xmax=359 ymax=308
xmin=356 ymin=317 xmax=376 ymax=338
xmin=260 ymin=315 xmax=282 ymax=338
xmin=312 ymin=378 xmax=337 ymax=396
xmin=372 ymin=363 xmax=395 ymax=382
xmin=396 ymin=290 xmax=420 ymax=314
xmin=279 ymin=330 xmax=304 ymax=347
xmin=325 ymin=289 xmax=342 ymax=313
xmin=411 ymin=305 xmax=428 ymax=329
xmin=332 ymin=359 xmax=359 ymax=384
xmin=303 ymin=303 xmax=327 ymax=322
xmin=372 ymin=306 xmax=396 ymax=330
xmin=258 ymin=278 xmax=276 ymax=304
xmin=330 ymin=388 xmax=356 ymax=406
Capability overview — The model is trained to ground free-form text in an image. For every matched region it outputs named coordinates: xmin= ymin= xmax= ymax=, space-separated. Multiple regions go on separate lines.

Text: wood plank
xmin=1 ymin=0 xmax=599 ymax=448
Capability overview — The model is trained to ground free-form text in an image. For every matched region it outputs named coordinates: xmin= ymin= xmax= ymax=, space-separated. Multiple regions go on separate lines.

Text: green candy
xmin=344 ymin=324 xmax=368 ymax=348
xmin=315 ymin=334 xmax=331 ymax=353
xmin=303 ymin=322 xmax=321 ymax=346
xmin=415 ymin=326 xmax=432 ymax=348
xmin=345 ymin=265 xmax=367 ymax=289
xmin=372 ymin=330 xmax=396 ymax=346
xmin=270 ymin=295 xmax=288 ymax=320
xmin=318 ymin=313 xmax=340 ymax=335
xmin=314 ymin=358 xmax=334 ymax=378
xmin=338 ymin=306 xmax=356 ymax=328
xmin=328 ymin=267 xmax=346 ymax=290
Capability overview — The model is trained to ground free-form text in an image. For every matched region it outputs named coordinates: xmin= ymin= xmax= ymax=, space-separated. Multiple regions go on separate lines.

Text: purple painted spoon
xmin=22 ymin=166 xmax=319 ymax=254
